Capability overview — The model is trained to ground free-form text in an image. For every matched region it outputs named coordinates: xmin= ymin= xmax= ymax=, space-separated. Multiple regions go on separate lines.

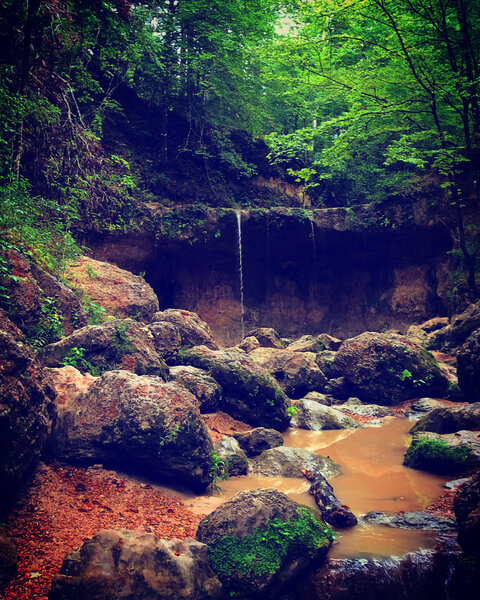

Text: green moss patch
xmin=405 ymin=437 xmax=470 ymax=473
xmin=207 ymin=507 xmax=333 ymax=578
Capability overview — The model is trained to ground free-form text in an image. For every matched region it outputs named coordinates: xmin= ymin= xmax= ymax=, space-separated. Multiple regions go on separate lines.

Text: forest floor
xmin=2 ymin=410 xmax=457 ymax=600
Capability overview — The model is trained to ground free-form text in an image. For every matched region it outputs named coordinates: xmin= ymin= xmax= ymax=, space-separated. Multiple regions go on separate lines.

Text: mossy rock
xmin=196 ymin=489 xmax=333 ymax=598
xmin=333 ymin=332 xmax=450 ymax=405
xmin=403 ymin=431 xmax=480 ymax=474
xmin=39 ymin=318 xmax=168 ymax=378
xmin=181 ymin=346 xmax=289 ymax=430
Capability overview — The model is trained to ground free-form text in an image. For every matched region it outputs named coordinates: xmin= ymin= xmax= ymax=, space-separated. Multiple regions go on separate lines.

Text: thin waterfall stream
xmin=236 ymin=210 xmax=245 ymax=340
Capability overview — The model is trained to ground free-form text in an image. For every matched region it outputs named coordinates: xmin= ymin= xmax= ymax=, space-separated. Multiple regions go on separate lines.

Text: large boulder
xmin=196 ymin=489 xmax=333 ymax=598
xmin=457 ymin=329 xmax=480 ymax=403
xmin=0 ymin=530 xmax=18 ymax=589
xmin=403 ymin=431 xmax=480 ymax=474
xmin=169 ymin=365 xmax=222 ymax=413
xmin=410 ymin=403 xmax=480 ymax=434
xmin=39 ymin=318 xmax=168 ymax=378
xmin=249 ymin=347 xmax=327 ymax=398
xmin=29 ymin=262 xmax=89 ymax=335
xmin=45 ymin=366 xmax=97 ymax=409
xmin=49 ymin=529 xmax=222 ymax=600
xmin=233 ymin=428 xmax=284 ymax=457
xmin=0 ymin=331 xmax=55 ymax=513
xmin=151 ymin=309 xmax=218 ymax=349
xmin=53 ymin=370 xmax=213 ymax=491
xmin=65 ymin=256 xmax=159 ymax=322
xmin=245 ymin=327 xmax=284 ymax=349
xmin=333 ymin=332 xmax=449 ymax=405
xmin=0 ymin=250 xmax=88 ymax=339
xmin=249 ymin=447 xmax=339 ymax=480
xmin=180 ymin=346 xmax=289 ymax=430
xmin=290 ymin=400 xmax=360 ymax=431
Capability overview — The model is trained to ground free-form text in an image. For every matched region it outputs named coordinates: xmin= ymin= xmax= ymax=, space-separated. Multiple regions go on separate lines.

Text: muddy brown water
xmin=170 ymin=418 xmax=451 ymax=559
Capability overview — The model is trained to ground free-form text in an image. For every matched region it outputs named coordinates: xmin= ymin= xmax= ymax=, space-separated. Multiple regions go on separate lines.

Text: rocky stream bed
xmin=1 ymin=253 xmax=479 ymax=600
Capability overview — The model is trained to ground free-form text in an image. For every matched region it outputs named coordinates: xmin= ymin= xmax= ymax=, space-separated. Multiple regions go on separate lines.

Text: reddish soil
xmin=3 ymin=461 xmax=204 ymax=600
xmin=202 ymin=411 xmax=251 ymax=442
xmin=425 ymin=490 xmax=456 ymax=520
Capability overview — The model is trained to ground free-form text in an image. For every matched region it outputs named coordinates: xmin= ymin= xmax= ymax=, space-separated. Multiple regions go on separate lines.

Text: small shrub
xmin=60 ymin=346 xmax=98 ymax=375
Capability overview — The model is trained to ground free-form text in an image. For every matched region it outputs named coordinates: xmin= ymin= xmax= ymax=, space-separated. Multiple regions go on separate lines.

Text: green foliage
xmin=60 ymin=346 xmax=98 ymax=376
xmin=286 ymin=405 xmax=298 ymax=417
xmin=112 ymin=320 xmax=132 ymax=355
xmin=207 ymin=507 xmax=333 ymax=578
xmin=84 ymin=299 xmax=106 ymax=325
xmin=26 ymin=295 xmax=64 ymax=351
xmin=210 ymin=451 xmax=229 ymax=486
xmin=159 ymin=424 xmax=181 ymax=449
xmin=85 ymin=264 xmax=98 ymax=279
xmin=0 ymin=178 xmax=81 ymax=277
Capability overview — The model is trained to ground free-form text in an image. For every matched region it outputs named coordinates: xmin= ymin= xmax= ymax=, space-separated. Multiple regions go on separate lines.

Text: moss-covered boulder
xmin=196 ymin=488 xmax=333 ymax=598
xmin=403 ymin=431 xmax=480 ymax=474
xmin=410 ymin=403 xmax=480 ymax=434
xmin=39 ymin=318 xmax=168 ymax=378
xmin=180 ymin=345 xmax=290 ymax=430
xmin=0 ymin=250 xmax=88 ymax=339
xmin=333 ymin=332 xmax=449 ymax=405
xmin=53 ymin=370 xmax=213 ymax=491
xmin=287 ymin=334 xmax=342 ymax=353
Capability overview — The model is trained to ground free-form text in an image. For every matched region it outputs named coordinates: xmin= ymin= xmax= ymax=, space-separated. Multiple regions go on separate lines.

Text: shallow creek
xmin=171 ymin=418 xmax=451 ymax=559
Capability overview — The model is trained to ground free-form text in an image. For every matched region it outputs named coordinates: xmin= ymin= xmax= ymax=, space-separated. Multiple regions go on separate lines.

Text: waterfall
xmin=309 ymin=216 xmax=317 ymax=262
xmin=236 ymin=211 xmax=245 ymax=339
xmin=309 ymin=214 xmax=318 ymax=292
